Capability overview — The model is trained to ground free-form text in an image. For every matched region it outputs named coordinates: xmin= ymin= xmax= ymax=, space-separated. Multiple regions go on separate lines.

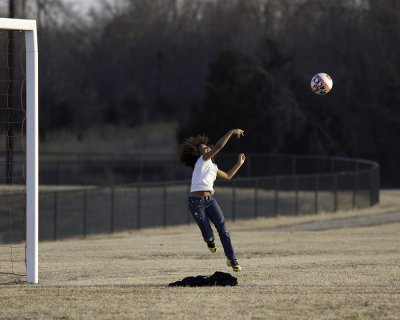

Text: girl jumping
xmin=180 ymin=129 xmax=246 ymax=272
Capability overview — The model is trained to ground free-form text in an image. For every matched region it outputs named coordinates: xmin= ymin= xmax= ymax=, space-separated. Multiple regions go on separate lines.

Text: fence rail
xmin=33 ymin=154 xmax=380 ymax=241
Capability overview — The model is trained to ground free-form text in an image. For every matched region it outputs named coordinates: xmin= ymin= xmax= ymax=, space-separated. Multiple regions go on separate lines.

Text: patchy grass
xmin=0 ymin=190 xmax=399 ymax=319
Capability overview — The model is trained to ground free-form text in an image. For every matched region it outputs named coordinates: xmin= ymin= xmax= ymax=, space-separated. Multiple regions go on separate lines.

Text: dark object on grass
xmin=169 ymin=271 xmax=237 ymax=287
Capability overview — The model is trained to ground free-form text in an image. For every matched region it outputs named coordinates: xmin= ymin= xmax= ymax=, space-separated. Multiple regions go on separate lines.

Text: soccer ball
xmin=311 ymin=73 xmax=333 ymax=95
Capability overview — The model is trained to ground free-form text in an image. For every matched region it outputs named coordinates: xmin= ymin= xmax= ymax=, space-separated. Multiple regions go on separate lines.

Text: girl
xmin=180 ymin=129 xmax=246 ymax=272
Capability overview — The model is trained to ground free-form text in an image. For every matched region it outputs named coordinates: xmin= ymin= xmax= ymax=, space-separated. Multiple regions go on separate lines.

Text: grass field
xmin=1 ymin=191 xmax=400 ymax=319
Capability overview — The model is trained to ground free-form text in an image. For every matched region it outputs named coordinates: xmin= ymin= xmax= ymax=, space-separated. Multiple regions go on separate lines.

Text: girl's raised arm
xmin=203 ymin=129 xmax=244 ymax=161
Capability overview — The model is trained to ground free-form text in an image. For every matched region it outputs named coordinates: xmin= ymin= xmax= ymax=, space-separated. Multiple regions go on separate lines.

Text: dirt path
xmin=270 ymin=210 xmax=400 ymax=231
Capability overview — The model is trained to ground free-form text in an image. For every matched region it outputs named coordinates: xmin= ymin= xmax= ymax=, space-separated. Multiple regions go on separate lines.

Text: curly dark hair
xmin=179 ymin=134 xmax=209 ymax=168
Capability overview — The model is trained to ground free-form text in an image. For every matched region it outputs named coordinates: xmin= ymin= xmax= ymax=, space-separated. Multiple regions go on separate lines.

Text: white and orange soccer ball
xmin=311 ymin=73 xmax=333 ymax=95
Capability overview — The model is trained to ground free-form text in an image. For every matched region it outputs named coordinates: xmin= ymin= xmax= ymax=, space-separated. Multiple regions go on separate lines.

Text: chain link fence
xmin=37 ymin=154 xmax=380 ymax=241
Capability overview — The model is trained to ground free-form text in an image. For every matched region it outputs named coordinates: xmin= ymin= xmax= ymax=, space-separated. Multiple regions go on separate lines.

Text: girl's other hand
xmin=238 ymin=153 xmax=246 ymax=164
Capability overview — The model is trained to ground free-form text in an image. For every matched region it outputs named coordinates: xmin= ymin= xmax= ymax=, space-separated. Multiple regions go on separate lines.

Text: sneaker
xmin=227 ymin=259 xmax=241 ymax=272
xmin=207 ymin=241 xmax=217 ymax=253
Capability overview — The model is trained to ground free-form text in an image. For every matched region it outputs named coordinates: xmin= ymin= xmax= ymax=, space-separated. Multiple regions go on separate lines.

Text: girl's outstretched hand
xmin=238 ymin=153 xmax=246 ymax=165
xmin=232 ymin=129 xmax=244 ymax=138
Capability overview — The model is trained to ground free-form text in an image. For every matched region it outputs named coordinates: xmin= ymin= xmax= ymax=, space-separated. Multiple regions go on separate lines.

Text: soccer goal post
xmin=0 ymin=18 xmax=38 ymax=284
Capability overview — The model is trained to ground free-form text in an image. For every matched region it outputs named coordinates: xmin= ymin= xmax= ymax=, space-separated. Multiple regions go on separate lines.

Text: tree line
xmin=2 ymin=0 xmax=399 ymax=186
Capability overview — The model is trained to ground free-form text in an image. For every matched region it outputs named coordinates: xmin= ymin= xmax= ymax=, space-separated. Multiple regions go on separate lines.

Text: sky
xmin=0 ymin=0 xmax=108 ymax=18
xmin=61 ymin=0 xmax=103 ymax=15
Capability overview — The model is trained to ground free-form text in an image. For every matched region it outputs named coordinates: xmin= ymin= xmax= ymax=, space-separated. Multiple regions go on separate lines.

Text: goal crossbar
xmin=0 ymin=18 xmax=38 ymax=284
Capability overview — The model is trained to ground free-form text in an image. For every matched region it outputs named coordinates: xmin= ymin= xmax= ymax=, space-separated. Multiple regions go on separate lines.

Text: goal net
xmin=0 ymin=18 xmax=38 ymax=284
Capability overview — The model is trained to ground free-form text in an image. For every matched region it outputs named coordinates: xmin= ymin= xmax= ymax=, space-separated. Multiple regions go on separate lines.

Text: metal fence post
xmin=295 ymin=175 xmax=299 ymax=215
xmin=375 ymin=167 xmax=380 ymax=205
xmin=369 ymin=169 xmax=375 ymax=206
xmin=315 ymin=175 xmax=319 ymax=214
xmin=83 ymin=190 xmax=87 ymax=238
xmin=53 ymin=192 xmax=58 ymax=240
xmin=110 ymin=187 xmax=115 ymax=233
xmin=331 ymin=158 xmax=337 ymax=212
xmin=275 ymin=176 xmax=279 ymax=215
xmin=376 ymin=167 xmax=380 ymax=205
xmin=163 ymin=184 xmax=167 ymax=227
xmin=353 ymin=161 xmax=359 ymax=209
xmin=333 ymin=174 xmax=338 ymax=212
xmin=137 ymin=185 xmax=141 ymax=230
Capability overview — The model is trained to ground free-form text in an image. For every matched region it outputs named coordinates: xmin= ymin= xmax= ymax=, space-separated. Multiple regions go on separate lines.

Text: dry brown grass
xmin=40 ymin=122 xmax=178 ymax=155
xmin=0 ymin=190 xmax=400 ymax=319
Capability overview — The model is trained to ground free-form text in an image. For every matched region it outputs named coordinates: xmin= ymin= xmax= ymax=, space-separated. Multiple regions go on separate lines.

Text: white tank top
xmin=190 ymin=156 xmax=218 ymax=193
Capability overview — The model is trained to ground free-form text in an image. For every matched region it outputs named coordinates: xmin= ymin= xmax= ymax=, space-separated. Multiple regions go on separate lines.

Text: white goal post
xmin=0 ymin=18 xmax=38 ymax=284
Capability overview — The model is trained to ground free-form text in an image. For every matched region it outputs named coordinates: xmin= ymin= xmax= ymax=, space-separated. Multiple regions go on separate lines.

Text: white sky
xmin=0 ymin=0 xmax=112 ymax=17
xmin=61 ymin=0 xmax=103 ymax=14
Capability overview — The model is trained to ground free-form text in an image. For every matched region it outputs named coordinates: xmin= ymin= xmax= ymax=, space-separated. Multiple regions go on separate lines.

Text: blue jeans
xmin=188 ymin=195 xmax=236 ymax=261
